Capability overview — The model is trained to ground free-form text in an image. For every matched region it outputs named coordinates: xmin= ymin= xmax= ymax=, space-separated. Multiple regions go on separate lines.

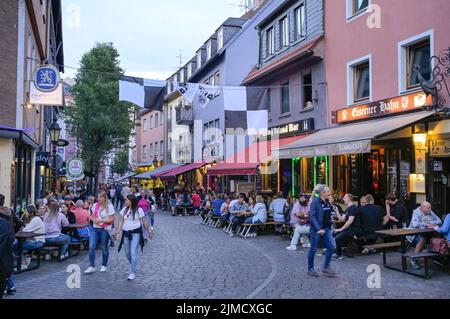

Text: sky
xmin=61 ymin=0 xmax=244 ymax=80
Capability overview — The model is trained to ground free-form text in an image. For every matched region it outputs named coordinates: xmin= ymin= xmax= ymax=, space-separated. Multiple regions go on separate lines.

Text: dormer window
xmin=180 ymin=70 xmax=185 ymax=83
xmin=266 ymin=27 xmax=275 ymax=57
xmin=197 ymin=51 xmax=202 ymax=68
xmin=217 ymin=28 xmax=224 ymax=50
xmin=206 ymin=41 xmax=212 ymax=60
xmin=187 ymin=64 xmax=192 ymax=79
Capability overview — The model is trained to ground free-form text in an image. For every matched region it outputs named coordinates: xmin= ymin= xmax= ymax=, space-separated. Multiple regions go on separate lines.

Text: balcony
xmin=176 ymin=107 xmax=193 ymax=126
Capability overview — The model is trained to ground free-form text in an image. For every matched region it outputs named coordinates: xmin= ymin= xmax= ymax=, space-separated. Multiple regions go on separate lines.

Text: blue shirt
xmin=212 ymin=199 xmax=225 ymax=216
xmin=252 ymin=203 xmax=267 ymax=224
xmin=230 ymin=201 xmax=248 ymax=220
xmin=436 ymin=214 xmax=450 ymax=242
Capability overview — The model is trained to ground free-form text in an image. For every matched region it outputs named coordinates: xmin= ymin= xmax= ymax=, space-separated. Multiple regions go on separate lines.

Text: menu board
xmin=350 ymin=155 xmax=359 ymax=194
xmin=400 ymin=161 xmax=410 ymax=200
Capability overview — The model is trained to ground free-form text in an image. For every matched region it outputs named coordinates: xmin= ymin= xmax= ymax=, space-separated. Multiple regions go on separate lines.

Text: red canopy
xmin=159 ymin=162 xmax=207 ymax=180
xmin=207 ymin=135 xmax=307 ymax=176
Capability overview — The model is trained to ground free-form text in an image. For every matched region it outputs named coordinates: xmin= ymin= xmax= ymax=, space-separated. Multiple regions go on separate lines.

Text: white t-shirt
xmin=92 ymin=202 xmax=116 ymax=229
xmin=120 ymin=207 xmax=145 ymax=231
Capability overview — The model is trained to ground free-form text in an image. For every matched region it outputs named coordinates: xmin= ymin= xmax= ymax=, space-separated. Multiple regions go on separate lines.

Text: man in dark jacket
xmin=0 ymin=204 xmax=14 ymax=299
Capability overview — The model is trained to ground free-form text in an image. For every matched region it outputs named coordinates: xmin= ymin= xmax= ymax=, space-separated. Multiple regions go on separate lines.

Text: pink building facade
xmin=321 ymin=0 xmax=450 ymax=214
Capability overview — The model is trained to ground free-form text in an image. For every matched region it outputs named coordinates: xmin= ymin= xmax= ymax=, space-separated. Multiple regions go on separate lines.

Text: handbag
xmin=429 ymin=238 xmax=449 ymax=255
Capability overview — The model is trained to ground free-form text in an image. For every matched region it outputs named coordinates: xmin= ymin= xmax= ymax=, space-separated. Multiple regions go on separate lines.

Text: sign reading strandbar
xmin=336 ymin=91 xmax=433 ymax=123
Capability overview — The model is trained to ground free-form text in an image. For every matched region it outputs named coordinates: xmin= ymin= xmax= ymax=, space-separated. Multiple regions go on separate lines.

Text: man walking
xmin=0 ymin=215 xmax=13 ymax=299
xmin=307 ymin=185 xmax=336 ymax=277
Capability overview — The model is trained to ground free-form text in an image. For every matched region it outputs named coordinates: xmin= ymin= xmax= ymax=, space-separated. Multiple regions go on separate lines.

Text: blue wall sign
xmin=34 ymin=65 xmax=60 ymax=92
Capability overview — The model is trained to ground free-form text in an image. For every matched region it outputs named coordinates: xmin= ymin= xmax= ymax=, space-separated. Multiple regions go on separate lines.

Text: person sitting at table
xmin=13 ymin=205 xmax=45 ymax=270
xmin=242 ymin=195 xmax=268 ymax=237
xmin=408 ymin=201 xmax=442 ymax=270
xmin=385 ymin=194 xmax=409 ymax=229
xmin=72 ymin=200 xmax=90 ymax=225
xmin=178 ymin=191 xmax=192 ymax=216
xmin=433 ymin=213 xmax=450 ymax=242
xmin=43 ymin=203 xmax=71 ymax=260
xmin=287 ymin=194 xmax=311 ymax=251
xmin=332 ymin=194 xmax=360 ymax=260
xmin=229 ymin=194 xmax=248 ymax=237
xmin=191 ymin=191 xmax=201 ymax=214
xmin=358 ymin=195 xmax=389 ymax=254
xmin=247 ymin=197 xmax=256 ymax=211
xmin=329 ymin=194 xmax=344 ymax=223
xmin=63 ymin=195 xmax=76 ymax=213
xmin=211 ymin=194 xmax=225 ymax=217
xmin=220 ymin=197 xmax=231 ymax=223
xmin=269 ymin=192 xmax=287 ymax=223
xmin=200 ymin=194 xmax=212 ymax=222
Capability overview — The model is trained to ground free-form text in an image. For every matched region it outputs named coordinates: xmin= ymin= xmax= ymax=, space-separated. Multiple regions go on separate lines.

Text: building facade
xmin=0 ymin=0 xmax=64 ymax=209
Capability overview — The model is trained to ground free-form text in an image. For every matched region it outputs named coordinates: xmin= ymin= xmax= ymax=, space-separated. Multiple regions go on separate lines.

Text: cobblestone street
xmin=9 ymin=212 xmax=450 ymax=299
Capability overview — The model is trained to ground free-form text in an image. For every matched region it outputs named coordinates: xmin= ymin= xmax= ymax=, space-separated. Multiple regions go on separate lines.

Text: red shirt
xmin=72 ymin=207 xmax=90 ymax=225
xmin=191 ymin=194 xmax=201 ymax=207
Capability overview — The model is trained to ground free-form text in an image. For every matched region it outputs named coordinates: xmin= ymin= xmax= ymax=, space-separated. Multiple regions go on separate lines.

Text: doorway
xmin=430 ymin=157 xmax=450 ymax=216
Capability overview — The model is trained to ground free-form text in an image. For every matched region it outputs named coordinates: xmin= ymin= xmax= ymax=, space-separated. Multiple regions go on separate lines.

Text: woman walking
xmin=116 ymin=195 xmax=151 ymax=280
xmin=84 ymin=192 xmax=115 ymax=274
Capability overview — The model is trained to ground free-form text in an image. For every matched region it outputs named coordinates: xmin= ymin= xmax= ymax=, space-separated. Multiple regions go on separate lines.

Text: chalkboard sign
xmin=255 ymin=169 xmax=262 ymax=193
xmin=350 ymin=155 xmax=359 ymax=194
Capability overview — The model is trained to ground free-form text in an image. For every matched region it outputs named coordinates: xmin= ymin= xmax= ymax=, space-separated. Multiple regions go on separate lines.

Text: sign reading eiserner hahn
xmin=34 ymin=64 xmax=60 ymax=92
xmin=336 ymin=91 xmax=433 ymax=124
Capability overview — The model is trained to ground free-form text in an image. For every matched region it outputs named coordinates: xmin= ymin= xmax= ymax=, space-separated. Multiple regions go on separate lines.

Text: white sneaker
xmin=84 ymin=267 xmax=96 ymax=274
xmin=127 ymin=273 xmax=136 ymax=281
xmin=100 ymin=266 xmax=108 ymax=272
xmin=286 ymin=245 xmax=298 ymax=251
xmin=303 ymin=243 xmax=311 ymax=248
xmin=229 ymin=231 xmax=234 ymax=238
xmin=45 ymin=254 xmax=51 ymax=261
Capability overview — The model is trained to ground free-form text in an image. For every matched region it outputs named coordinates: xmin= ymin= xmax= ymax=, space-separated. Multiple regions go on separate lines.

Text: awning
xmin=207 ymin=135 xmax=308 ymax=176
xmin=134 ymin=163 xmax=184 ymax=180
xmin=159 ymin=162 xmax=207 ymax=180
xmin=0 ymin=126 xmax=39 ymax=149
xmin=113 ymin=171 xmax=138 ymax=183
xmin=277 ymin=111 xmax=435 ymax=159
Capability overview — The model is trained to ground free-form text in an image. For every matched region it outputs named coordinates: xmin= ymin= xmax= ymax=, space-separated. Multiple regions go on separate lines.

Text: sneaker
xmin=411 ymin=259 xmax=421 ymax=270
xmin=127 ymin=273 xmax=136 ymax=281
xmin=307 ymin=270 xmax=319 ymax=277
xmin=303 ymin=243 xmax=311 ymax=248
xmin=322 ymin=268 xmax=337 ymax=277
xmin=362 ymin=248 xmax=370 ymax=255
xmin=6 ymin=287 xmax=16 ymax=296
xmin=84 ymin=267 xmax=96 ymax=274
xmin=332 ymin=254 xmax=344 ymax=261
xmin=100 ymin=266 xmax=108 ymax=272
xmin=286 ymin=245 xmax=298 ymax=251
xmin=45 ymin=254 xmax=51 ymax=261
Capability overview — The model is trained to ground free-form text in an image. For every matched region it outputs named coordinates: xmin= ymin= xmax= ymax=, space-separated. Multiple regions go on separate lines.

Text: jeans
xmin=290 ymin=224 xmax=311 ymax=247
xmin=13 ymin=240 xmax=45 ymax=255
xmin=231 ymin=216 xmax=245 ymax=232
xmin=6 ymin=274 xmax=14 ymax=290
xmin=89 ymin=227 xmax=110 ymax=267
xmin=335 ymin=229 xmax=356 ymax=257
xmin=308 ymin=228 xmax=335 ymax=271
xmin=45 ymin=234 xmax=71 ymax=256
xmin=123 ymin=233 xmax=141 ymax=274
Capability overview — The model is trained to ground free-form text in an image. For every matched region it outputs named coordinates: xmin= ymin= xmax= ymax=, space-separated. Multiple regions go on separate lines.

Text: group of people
xmin=0 ymin=184 xmax=160 ymax=298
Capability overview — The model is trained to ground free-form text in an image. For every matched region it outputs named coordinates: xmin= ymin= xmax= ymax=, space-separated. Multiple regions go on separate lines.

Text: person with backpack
xmin=116 ymin=195 xmax=151 ymax=281
xmin=84 ymin=192 xmax=115 ymax=274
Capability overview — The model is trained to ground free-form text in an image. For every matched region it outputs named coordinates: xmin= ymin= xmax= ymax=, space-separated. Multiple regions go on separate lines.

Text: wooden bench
xmin=402 ymin=251 xmax=439 ymax=278
xmin=207 ymin=216 xmax=221 ymax=228
xmin=238 ymin=222 xmax=284 ymax=238
xmin=363 ymin=242 xmax=402 ymax=265
xmin=223 ymin=221 xmax=232 ymax=233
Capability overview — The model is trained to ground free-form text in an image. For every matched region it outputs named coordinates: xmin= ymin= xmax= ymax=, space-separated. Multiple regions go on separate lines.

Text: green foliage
xmin=64 ymin=42 xmax=133 ymax=175
xmin=112 ymin=148 xmax=130 ymax=175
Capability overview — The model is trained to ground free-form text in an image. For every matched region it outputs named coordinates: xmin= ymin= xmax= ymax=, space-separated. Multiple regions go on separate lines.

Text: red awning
xmin=159 ymin=162 xmax=207 ymax=180
xmin=207 ymin=135 xmax=307 ymax=176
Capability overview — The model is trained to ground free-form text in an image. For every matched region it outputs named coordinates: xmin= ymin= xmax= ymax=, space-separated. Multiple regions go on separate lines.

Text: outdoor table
xmin=375 ymin=228 xmax=436 ymax=277
xmin=65 ymin=224 xmax=89 ymax=229
xmin=14 ymin=231 xmax=46 ymax=274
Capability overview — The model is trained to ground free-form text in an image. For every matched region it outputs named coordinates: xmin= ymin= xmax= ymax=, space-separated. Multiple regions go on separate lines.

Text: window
xmin=160 ymin=141 xmax=164 ymax=155
xmin=281 ymin=82 xmax=290 ymax=114
xmin=217 ymin=28 xmax=224 ymax=50
xmin=155 ymin=142 xmax=159 ymax=156
xmin=294 ymin=4 xmax=306 ymax=39
xmin=213 ymin=119 xmax=219 ymax=141
xmin=206 ymin=41 xmax=212 ymax=60
xmin=280 ymin=16 xmax=289 ymax=48
xmin=149 ymin=144 xmax=153 ymax=157
xmin=142 ymin=145 xmax=147 ymax=159
xmin=180 ymin=70 xmax=185 ymax=83
xmin=155 ymin=113 xmax=159 ymax=127
xmin=352 ymin=0 xmax=369 ymax=15
xmin=150 ymin=116 xmax=153 ymax=129
xmin=266 ymin=27 xmax=275 ymax=57
xmin=266 ymin=89 xmax=272 ymax=118
xmin=303 ymin=73 xmax=313 ymax=108
xmin=197 ymin=51 xmax=202 ymax=68
xmin=406 ymin=40 xmax=431 ymax=89
xmin=160 ymin=112 xmax=164 ymax=124
xmin=353 ymin=62 xmax=370 ymax=102
xmin=204 ymin=78 xmax=210 ymax=85
xmin=214 ymin=72 xmax=221 ymax=86
xmin=187 ymin=64 xmax=192 ymax=78
xmin=143 ymin=118 xmax=147 ymax=131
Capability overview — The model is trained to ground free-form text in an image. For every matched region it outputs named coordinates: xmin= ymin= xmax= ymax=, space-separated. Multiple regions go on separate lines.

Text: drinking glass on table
xmin=392 ymin=224 xmax=398 ymax=230
xmin=402 ymin=222 xmax=407 ymax=229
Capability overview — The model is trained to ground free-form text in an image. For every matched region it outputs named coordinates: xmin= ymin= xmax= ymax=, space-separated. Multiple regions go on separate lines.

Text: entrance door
xmin=431 ymin=158 xmax=450 ymax=216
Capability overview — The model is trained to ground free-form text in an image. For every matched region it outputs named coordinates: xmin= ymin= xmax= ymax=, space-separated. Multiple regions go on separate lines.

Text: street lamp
xmin=49 ymin=119 xmax=61 ymax=192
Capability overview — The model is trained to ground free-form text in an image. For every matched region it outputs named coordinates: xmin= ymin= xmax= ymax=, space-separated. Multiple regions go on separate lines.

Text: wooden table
xmin=14 ymin=231 xmax=46 ymax=274
xmin=65 ymin=224 xmax=89 ymax=229
xmin=375 ymin=228 xmax=436 ymax=278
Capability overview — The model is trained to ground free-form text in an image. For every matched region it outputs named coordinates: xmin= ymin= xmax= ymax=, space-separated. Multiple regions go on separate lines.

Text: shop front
xmin=158 ymin=162 xmax=209 ymax=190
xmin=278 ymin=105 xmax=436 ymax=209
xmin=133 ymin=163 xmax=183 ymax=190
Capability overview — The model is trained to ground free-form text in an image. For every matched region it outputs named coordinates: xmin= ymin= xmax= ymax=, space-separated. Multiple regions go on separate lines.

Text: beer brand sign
xmin=336 ymin=92 xmax=433 ymax=124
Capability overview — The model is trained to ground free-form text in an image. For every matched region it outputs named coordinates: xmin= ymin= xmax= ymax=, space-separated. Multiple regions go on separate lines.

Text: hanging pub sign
xmin=335 ymin=91 xmax=433 ymax=124
xmin=66 ymin=157 xmax=85 ymax=181
xmin=261 ymin=119 xmax=314 ymax=138
xmin=29 ymin=64 xmax=64 ymax=106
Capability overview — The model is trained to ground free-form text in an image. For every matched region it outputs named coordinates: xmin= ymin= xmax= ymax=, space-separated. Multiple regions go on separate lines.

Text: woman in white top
xmin=116 ymin=195 xmax=151 ymax=280
xmin=84 ymin=192 xmax=115 ymax=275
xmin=13 ymin=205 xmax=45 ymax=268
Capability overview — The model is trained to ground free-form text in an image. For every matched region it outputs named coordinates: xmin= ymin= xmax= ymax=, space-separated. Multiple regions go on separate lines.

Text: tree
xmin=64 ymin=42 xmax=133 ymax=193
xmin=111 ymin=148 xmax=130 ymax=175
